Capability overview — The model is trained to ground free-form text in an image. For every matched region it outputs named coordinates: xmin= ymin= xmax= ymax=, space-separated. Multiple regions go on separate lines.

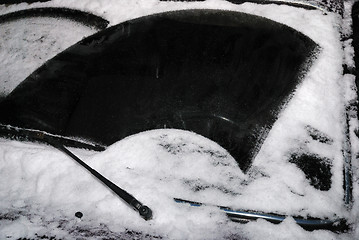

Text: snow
xmin=0 ymin=131 xmax=247 ymax=239
xmin=0 ymin=17 xmax=99 ymax=97
xmin=0 ymin=0 xmax=359 ymax=239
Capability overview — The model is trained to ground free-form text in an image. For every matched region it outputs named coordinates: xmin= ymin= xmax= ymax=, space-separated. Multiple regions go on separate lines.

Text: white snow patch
xmin=0 ymin=17 xmax=98 ymax=96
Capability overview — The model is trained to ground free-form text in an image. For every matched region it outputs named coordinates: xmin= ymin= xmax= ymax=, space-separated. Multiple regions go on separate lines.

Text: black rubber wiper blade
xmin=174 ymin=198 xmax=348 ymax=232
xmin=0 ymin=124 xmax=105 ymax=151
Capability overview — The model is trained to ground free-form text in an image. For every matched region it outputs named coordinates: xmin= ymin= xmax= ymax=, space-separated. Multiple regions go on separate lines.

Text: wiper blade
xmin=174 ymin=198 xmax=348 ymax=232
xmin=0 ymin=124 xmax=105 ymax=151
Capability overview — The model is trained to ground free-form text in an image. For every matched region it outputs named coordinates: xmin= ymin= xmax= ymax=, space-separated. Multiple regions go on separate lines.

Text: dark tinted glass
xmin=0 ymin=9 xmax=318 ymax=171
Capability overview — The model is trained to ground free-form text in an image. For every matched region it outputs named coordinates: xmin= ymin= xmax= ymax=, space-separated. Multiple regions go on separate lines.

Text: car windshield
xmin=0 ymin=4 xmax=356 ymax=238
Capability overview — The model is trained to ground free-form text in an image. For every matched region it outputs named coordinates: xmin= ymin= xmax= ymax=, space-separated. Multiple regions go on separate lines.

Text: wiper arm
xmin=54 ymin=144 xmax=152 ymax=221
xmin=0 ymin=125 xmax=152 ymax=221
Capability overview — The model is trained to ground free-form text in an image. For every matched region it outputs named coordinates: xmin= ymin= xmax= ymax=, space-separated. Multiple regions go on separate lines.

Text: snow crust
xmin=0 ymin=17 xmax=99 ymax=97
xmin=1 ymin=0 xmax=359 ymax=239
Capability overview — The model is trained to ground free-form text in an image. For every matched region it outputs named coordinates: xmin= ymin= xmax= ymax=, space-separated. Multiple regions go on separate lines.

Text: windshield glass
xmin=0 ymin=4 xmax=354 ymax=238
xmin=0 ymin=9 xmax=318 ymax=172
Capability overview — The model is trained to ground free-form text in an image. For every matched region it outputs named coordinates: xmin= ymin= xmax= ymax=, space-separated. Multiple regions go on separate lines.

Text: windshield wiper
xmin=54 ymin=143 xmax=153 ymax=220
xmin=174 ymin=198 xmax=348 ymax=232
xmin=0 ymin=124 xmax=153 ymax=221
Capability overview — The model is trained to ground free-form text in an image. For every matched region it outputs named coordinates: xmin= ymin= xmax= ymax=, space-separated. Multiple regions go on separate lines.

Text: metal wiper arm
xmin=0 ymin=124 xmax=152 ymax=221
xmin=54 ymin=144 xmax=152 ymax=221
